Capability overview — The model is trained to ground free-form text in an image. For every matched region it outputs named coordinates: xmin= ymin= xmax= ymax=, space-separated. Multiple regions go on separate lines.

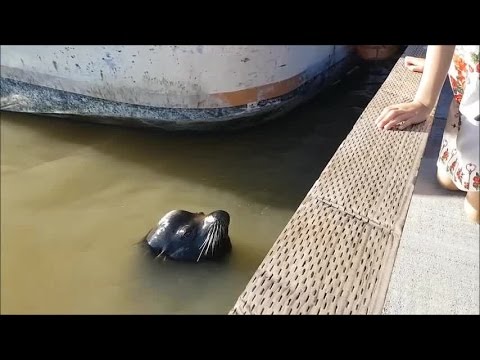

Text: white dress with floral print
xmin=437 ymin=45 xmax=480 ymax=192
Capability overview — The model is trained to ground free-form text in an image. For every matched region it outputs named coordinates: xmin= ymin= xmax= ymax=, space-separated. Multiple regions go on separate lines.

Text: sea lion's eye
xmin=177 ymin=226 xmax=193 ymax=239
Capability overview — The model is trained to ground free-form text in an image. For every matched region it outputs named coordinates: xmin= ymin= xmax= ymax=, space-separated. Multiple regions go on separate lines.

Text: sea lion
xmin=143 ymin=210 xmax=231 ymax=262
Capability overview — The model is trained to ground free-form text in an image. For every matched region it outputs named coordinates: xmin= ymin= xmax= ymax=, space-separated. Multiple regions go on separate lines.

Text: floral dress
xmin=437 ymin=45 xmax=480 ymax=192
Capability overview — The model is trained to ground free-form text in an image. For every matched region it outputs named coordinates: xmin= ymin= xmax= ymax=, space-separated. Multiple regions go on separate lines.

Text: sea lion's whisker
xmin=197 ymin=234 xmax=212 ymax=262
xmin=199 ymin=239 xmax=208 ymax=251
xmin=155 ymin=249 xmax=166 ymax=260
xmin=196 ymin=245 xmax=206 ymax=262
xmin=211 ymin=224 xmax=219 ymax=251
xmin=205 ymin=236 xmax=213 ymax=257
xmin=199 ymin=235 xmax=209 ymax=252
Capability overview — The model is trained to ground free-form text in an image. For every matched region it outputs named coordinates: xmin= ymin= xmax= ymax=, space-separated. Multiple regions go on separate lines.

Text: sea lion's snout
xmin=208 ymin=210 xmax=230 ymax=225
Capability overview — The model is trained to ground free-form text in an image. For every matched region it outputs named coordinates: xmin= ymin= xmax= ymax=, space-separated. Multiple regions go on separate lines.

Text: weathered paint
xmin=1 ymin=46 xmax=352 ymax=107
xmin=211 ymin=72 xmax=304 ymax=107
xmin=0 ymin=45 xmax=357 ymax=130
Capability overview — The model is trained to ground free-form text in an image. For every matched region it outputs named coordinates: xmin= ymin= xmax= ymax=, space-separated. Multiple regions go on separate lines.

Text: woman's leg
xmin=465 ymin=191 xmax=480 ymax=224
xmin=436 ymin=99 xmax=462 ymax=191
xmin=437 ymin=166 xmax=461 ymax=191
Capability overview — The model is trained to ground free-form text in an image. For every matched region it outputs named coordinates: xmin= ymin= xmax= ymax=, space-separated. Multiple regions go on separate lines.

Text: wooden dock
xmin=230 ymin=45 xmax=437 ymax=315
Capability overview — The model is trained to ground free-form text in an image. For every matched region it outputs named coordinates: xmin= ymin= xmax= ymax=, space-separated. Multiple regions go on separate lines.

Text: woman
xmin=376 ymin=45 xmax=479 ymax=223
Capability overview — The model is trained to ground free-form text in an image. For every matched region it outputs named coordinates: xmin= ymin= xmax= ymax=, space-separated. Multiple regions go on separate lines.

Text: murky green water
xmin=1 ymin=60 xmax=396 ymax=314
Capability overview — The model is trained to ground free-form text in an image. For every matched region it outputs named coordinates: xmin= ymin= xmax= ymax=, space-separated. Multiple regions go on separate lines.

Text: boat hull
xmin=1 ymin=45 xmax=357 ymax=130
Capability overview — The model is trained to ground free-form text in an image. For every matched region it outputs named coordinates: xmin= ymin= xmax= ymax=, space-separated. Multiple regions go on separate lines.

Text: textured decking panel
xmin=230 ymin=45 xmax=435 ymax=315
xmin=231 ymin=202 xmax=396 ymax=314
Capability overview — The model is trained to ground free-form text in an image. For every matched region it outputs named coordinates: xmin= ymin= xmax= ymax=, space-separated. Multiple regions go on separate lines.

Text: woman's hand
xmin=376 ymin=46 xmax=454 ymax=131
xmin=405 ymin=56 xmax=425 ymax=73
xmin=375 ymin=100 xmax=432 ymax=130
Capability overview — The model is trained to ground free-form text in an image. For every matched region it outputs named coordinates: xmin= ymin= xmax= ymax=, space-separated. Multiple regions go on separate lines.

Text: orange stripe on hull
xmin=210 ymin=73 xmax=304 ymax=107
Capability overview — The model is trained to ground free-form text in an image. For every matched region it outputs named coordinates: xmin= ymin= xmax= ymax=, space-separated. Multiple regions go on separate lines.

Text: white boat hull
xmin=1 ymin=45 xmax=357 ymax=130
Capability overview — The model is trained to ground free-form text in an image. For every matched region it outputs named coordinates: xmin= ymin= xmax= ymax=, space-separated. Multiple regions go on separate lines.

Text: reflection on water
xmin=1 ymin=60 xmax=397 ymax=314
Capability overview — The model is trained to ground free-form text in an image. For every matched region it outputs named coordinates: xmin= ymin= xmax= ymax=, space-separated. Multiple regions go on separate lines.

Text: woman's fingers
xmin=376 ymin=108 xmax=404 ymax=129
xmin=376 ymin=101 xmax=429 ymax=131
xmin=404 ymin=56 xmax=425 ymax=73
xmin=398 ymin=118 xmax=416 ymax=130
xmin=380 ymin=112 xmax=413 ymax=130
xmin=375 ymin=106 xmax=397 ymax=125
xmin=406 ymin=64 xmax=423 ymax=72
xmin=376 ymin=105 xmax=395 ymax=123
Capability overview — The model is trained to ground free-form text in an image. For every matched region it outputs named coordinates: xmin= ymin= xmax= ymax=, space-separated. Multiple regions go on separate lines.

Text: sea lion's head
xmin=143 ymin=210 xmax=231 ymax=262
